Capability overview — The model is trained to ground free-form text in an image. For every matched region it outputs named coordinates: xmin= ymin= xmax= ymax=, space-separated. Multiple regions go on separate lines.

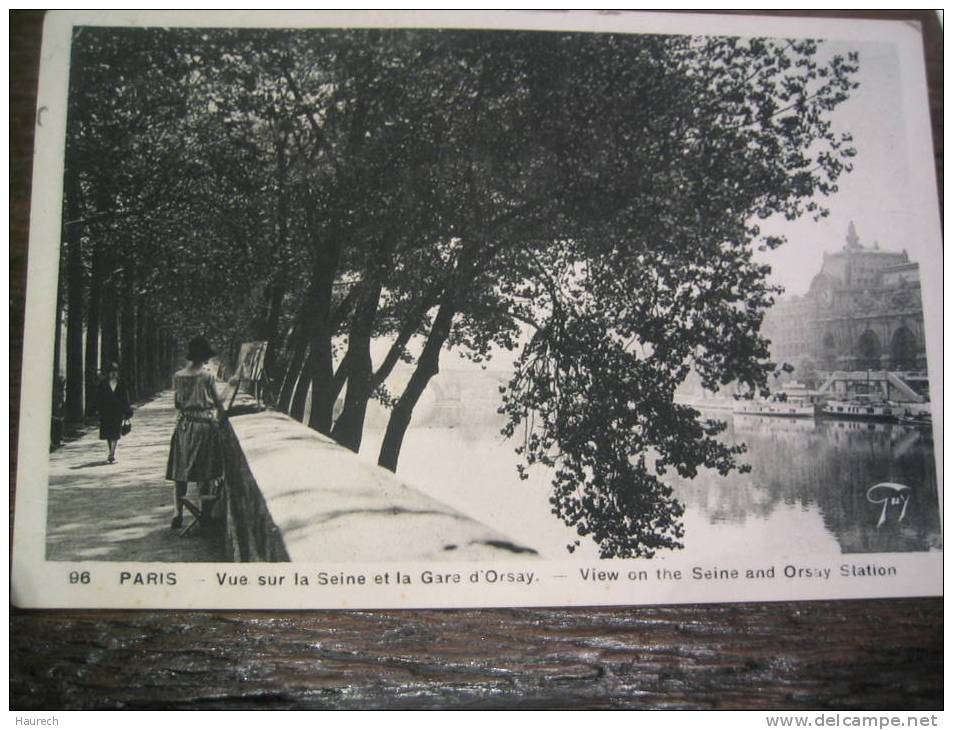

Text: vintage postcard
xmin=12 ymin=10 xmax=942 ymax=609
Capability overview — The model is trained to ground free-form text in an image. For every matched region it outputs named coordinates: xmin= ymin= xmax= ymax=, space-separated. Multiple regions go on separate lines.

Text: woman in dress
xmin=166 ymin=336 xmax=227 ymax=529
xmin=97 ymin=362 xmax=132 ymax=464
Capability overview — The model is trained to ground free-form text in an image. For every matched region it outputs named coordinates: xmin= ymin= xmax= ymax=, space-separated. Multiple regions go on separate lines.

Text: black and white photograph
xmin=11 ymin=10 xmax=942 ymax=609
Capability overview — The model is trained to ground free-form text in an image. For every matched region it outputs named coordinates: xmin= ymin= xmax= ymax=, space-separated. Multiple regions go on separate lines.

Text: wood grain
xmin=10 ymin=10 xmax=942 ymax=711
xmin=9 ymin=601 xmax=944 ymax=710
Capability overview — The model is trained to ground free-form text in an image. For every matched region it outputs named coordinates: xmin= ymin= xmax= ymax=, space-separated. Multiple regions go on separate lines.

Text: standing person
xmin=165 ymin=336 xmax=228 ymax=529
xmin=97 ymin=362 xmax=132 ymax=464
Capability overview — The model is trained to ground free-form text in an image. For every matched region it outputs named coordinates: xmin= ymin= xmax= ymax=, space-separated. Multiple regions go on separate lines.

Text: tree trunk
xmin=369 ymin=286 xmax=440 ymax=393
xmin=262 ymin=125 xmax=290 ymax=384
xmin=139 ymin=309 xmax=158 ymax=396
xmin=285 ymin=286 xmax=321 ymax=420
xmin=135 ymin=303 xmax=147 ymax=397
xmin=278 ymin=278 xmax=346 ymax=414
xmin=83 ymin=243 xmax=101 ymax=417
xmin=305 ymin=329 xmax=335 ymax=434
xmin=142 ymin=317 xmax=153 ymax=394
xmin=302 ymin=235 xmax=345 ymax=434
xmin=331 ymin=353 xmax=352 ymax=404
xmin=280 ymin=280 xmax=350 ymax=417
xmin=330 ymin=276 xmax=383 ymax=451
xmin=377 ymin=234 xmax=484 ymax=472
xmin=120 ymin=270 xmax=137 ymax=403
xmin=160 ymin=331 xmax=173 ymax=389
xmin=63 ymin=179 xmax=85 ymax=424
xmin=279 ymin=320 xmax=309 ymax=413
xmin=100 ymin=278 xmax=119 ymax=367
xmin=378 ymin=295 xmax=456 ymax=472
xmin=261 ymin=279 xmax=285 ymax=385
xmin=288 ymin=361 xmax=312 ymax=423
xmin=52 ymin=250 xmax=64 ymax=383
xmin=152 ymin=321 xmax=163 ymax=393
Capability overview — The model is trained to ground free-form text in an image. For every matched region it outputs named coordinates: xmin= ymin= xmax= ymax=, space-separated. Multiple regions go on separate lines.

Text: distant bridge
xmin=817 ymin=370 xmax=925 ymax=403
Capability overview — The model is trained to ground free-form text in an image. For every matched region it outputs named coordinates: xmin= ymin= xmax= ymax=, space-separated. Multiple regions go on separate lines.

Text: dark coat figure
xmin=98 ymin=378 xmax=132 ymax=441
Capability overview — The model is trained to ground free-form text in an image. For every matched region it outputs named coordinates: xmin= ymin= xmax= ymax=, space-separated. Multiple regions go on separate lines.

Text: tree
xmin=59 ymin=27 xmax=859 ymax=557
xmin=490 ymin=34 xmax=859 ymax=556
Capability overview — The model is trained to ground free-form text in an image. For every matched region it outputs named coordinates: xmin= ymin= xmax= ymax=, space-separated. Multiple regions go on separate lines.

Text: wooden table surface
xmin=10 ymin=10 xmax=942 ymax=711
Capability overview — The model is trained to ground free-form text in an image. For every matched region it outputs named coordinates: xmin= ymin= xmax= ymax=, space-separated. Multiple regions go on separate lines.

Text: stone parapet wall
xmin=221 ymin=418 xmax=291 ymax=562
xmin=222 ymin=409 xmax=536 ymax=563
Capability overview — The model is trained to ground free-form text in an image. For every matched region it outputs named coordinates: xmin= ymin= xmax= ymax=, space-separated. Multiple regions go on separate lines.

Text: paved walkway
xmin=46 ymin=391 xmax=223 ymax=562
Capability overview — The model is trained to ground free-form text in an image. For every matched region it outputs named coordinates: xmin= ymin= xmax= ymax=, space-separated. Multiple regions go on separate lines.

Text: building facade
xmin=761 ymin=223 xmax=927 ymax=379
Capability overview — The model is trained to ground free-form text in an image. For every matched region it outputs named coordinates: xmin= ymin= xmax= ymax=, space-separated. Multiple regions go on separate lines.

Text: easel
xmin=227 ymin=341 xmax=269 ymax=412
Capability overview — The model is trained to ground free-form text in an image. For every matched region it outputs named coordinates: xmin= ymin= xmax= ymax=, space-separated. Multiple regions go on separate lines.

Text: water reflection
xmin=672 ymin=413 xmax=941 ymax=554
xmin=363 ymin=382 xmax=941 ymax=558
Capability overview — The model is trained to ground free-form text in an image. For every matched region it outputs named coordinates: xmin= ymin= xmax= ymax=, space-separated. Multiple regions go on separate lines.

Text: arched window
xmin=822 ymin=332 xmax=837 ymax=369
xmin=889 ymin=326 xmax=917 ymax=370
xmin=856 ymin=330 xmax=881 ymax=370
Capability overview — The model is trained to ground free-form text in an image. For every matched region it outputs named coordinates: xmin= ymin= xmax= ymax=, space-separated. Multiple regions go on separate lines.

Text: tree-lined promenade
xmin=58 ymin=27 xmax=858 ymax=557
xmin=46 ymin=392 xmax=223 ymax=562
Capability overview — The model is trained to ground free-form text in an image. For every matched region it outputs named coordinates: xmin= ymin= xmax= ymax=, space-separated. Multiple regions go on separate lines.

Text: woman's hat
xmin=186 ymin=336 xmax=216 ymax=363
xmin=103 ymin=361 xmax=120 ymax=374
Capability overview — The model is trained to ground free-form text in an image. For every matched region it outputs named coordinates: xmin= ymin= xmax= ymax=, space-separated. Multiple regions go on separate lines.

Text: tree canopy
xmin=60 ymin=26 xmax=859 ymax=557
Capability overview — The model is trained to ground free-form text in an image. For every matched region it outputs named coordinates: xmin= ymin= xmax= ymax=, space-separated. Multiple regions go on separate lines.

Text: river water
xmin=360 ymin=376 xmax=941 ymax=560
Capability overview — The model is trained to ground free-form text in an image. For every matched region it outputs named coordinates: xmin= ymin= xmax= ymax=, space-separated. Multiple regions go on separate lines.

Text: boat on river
xmin=732 ymin=383 xmax=824 ymax=419
xmin=897 ymin=410 xmax=932 ymax=428
xmin=822 ymin=395 xmax=896 ymax=421
xmin=733 ymin=397 xmax=817 ymax=418
xmin=674 ymin=395 xmax=735 ymax=412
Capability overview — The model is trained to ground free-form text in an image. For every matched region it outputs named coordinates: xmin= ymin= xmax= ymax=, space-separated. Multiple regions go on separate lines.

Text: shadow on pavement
xmin=46 ymin=391 xmax=225 ymax=563
xmin=69 ymin=460 xmax=111 ymax=470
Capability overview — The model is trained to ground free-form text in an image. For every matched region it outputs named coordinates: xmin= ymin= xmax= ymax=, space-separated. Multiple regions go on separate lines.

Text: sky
xmin=395 ymin=41 xmax=933 ymax=374
xmin=756 ymin=40 xmax=935 ymax=298
xmin=426 ymin=39 xmax=941 ymax=374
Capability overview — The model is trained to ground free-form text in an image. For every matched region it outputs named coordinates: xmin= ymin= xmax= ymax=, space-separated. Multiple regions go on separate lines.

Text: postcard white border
xmin=12 ymin=10 xmax=943 ymax=609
